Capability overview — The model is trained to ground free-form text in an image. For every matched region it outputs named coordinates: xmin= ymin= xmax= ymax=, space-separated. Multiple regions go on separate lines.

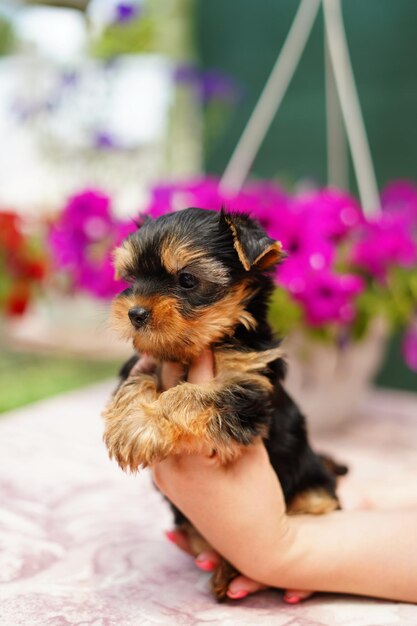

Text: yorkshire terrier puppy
xmin=103 ymin=207 xmax=346 ymax=600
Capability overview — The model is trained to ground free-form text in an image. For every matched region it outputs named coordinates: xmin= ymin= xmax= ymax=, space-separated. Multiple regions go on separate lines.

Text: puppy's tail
xmin=319 ymin=453 xmax=349 ymax=478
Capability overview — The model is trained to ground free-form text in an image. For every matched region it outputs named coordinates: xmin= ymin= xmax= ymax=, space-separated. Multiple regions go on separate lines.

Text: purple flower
xmin=173 ymin=65 xmax=242 ymax=105
xmin=351 ymin=212 xmax=417 ymax=280
xmin=92 ymin=131 xmax=119 ymax=151
xmin=49 ymin=189 xmax=137 ymax=299
xmin=114 ymin=2 xmax=139 ymax=24
xmin=199 ymin=69 xmax=242 ymax=105
xmin=402 ymin=320 xmax=417 ymax=372
xmin=60 ymin=70 xmax=78 ymax=88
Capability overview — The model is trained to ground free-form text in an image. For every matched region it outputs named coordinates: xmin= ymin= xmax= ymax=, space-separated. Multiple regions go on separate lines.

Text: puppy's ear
xmin=113 ymin=242 xmax=131 ymax=281
xmin=220 ymin=209 xmax=283 ymax=271
xmin=113 ymin=215 xmax=148 ymax=280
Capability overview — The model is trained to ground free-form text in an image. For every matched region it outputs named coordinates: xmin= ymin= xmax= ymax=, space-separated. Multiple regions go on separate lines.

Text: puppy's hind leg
xmin=287 ymin=488 xmax=340 ymax=516
xmin=178 ymin=521 xmax=239 ymax=602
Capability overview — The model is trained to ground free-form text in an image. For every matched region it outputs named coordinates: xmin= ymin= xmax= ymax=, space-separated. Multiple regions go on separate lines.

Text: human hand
xmin=154 ymin=350 xmax=311 ymax=602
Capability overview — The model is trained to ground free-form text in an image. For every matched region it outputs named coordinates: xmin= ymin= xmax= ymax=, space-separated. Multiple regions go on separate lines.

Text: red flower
xmin=0 ymin=210 xmax=46 ymax=318
xmin=5 ymin=286 xmax=30 ymax=316
xmin=0 ymin=211 xmax=23 ymax=251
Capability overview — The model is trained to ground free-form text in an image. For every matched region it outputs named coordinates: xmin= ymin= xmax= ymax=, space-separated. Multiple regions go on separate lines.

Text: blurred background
xmin=0 ymin=0 xmax=416 ymax=420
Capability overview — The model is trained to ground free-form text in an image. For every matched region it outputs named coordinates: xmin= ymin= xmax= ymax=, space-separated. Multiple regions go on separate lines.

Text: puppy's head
xmin=111 ymin=207 xmax=282 ymax=361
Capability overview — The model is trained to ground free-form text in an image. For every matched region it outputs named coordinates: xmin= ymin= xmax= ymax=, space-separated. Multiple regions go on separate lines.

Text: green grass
xmin=0 ymin=351 xmax=120 ymax=413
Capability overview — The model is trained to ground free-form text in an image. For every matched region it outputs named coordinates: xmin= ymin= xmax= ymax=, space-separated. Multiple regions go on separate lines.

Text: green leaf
xmin=268 ymin=287 xmax=302 ymax=336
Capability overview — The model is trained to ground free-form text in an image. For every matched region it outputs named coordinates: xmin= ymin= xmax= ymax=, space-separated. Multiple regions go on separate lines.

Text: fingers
xmin=165 ymin=528 xmax=194 ymax=555
xmin=283 ymin=589 xmax=313 ymax=604
xmin=164 ymin=529 xmax=313 ymax=603
xmin=187 ymin=349 xmax=215 ymax=384
xmin=159 ymin=349 xmax=214 ymax=390
xmin=160 ymin=361 xmax=185 ymax=391
xmin=165 ymin=529 xmax=221 ymax=571
xmin=227 ymin=580 xmax=313 ymax=603
xmin=194 ymin=550 xmax=221 ymax=572
xmin=227 ymin=575 xmax=268 ymax=600
xmin=130 ymin=354 xmax=157 ymax=375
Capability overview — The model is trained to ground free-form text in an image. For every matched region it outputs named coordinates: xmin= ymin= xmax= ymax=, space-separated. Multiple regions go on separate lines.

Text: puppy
xmin=103 ymin=207 xmax=346 ymax=600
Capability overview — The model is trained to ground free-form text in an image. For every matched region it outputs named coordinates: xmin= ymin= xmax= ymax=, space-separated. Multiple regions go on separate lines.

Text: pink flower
xmin=351 ymin=212 xmax=417 ymax=281
xmin=286 ymin=269 xmax=364 ymax=327
xmin=275 ymin=207 xmax=334 ymax=274
xmin=147 ymin=179 xmax=223 ymax=218
xmin=146 ymin=178 xmax=288 ymax=229
xmin=294 ymin=187 xmax=363 ymax=241
xmin=381 ymin=180 xmax=417 ymax=223
xmin=49 ymin=189 xmax=137 ymax=299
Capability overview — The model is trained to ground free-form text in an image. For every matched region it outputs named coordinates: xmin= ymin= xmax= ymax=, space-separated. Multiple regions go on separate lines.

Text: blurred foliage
xmin=23 ymin=1 xmax=88 ymax=8
xmin=269 ymin=267 xmax=417 ymax=345
xmin=90 ymin=0 xmax=194 ymax=60
xmin=354 ymin=267 xmax=417 ymax=340
xmin=268 ymin=287 xmax=302 ymax=338
xmin=90 ymin=11 xmax=156 ymax=58
xmin=0 ymin=351 xmax=119 ymax=413
xmin=0 ymin=15 xmax=14 ymax=55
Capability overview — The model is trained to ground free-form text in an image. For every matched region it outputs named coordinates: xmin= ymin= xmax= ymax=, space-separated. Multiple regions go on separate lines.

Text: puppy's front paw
xmin=103 ymin=403 xmax=168 ymax=471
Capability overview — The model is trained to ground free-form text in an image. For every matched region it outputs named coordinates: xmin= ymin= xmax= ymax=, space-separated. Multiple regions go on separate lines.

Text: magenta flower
xmin=51 ymin=176 xmax=415 ymax=347
xmin=287 ymin=269 xmax=364 ymax=327
xmin=275 ymin=207 xmax=334 ymax=273
xmin=294 ymin=188 xmax=363 ymax=241
xmin=381 ymin=180 xmax=417 ymax=223
xmin=351 ymin=212 xmax=417 ymax=281
xmin=146 ymin=177 xmax=288 ymax=226
xmin=147 ymin=179 xmax=222 ymax=218
xmin=49 ymin=189 xmax=137 ymax=299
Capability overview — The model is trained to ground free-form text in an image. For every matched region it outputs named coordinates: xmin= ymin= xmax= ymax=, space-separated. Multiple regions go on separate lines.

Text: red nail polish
xmin=165 ymin=530 xmax=177 ymax=544
xmin=195 ymin=559 xmax=216 ymax=572
xmin=284 ymin=595 xmax=301 ymax=604
xmin=227 ymin=589 xmax=248 ymax=600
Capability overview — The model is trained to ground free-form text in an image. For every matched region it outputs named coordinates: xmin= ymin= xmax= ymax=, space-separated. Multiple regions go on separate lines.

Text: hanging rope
xmin=219 ymin=0 xmax=380 ymax=218
xmin=219 ymin=0 xmax=321 ymax=194
xmin=322 ymin=0 xmax=380 ymax=216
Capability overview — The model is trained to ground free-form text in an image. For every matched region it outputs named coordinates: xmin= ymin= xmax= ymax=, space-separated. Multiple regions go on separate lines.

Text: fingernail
xmin=284 ymin=594 xmax=301 ymax=604
xmin=194 ymin=558 xmax=216 ymax=572
xmin=165 ymin=530 xmax=177 ymax=544
xmin=227 ymin=589 xmax=249 ymax=600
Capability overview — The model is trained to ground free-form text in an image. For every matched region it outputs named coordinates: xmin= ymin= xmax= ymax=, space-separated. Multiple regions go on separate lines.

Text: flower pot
xmin=283 ymin=318 xmax=388 ymax=433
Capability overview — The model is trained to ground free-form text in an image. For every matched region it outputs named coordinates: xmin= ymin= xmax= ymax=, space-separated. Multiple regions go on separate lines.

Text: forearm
xmin=260 ymin=509 xmax=417 ymax=603
xmin=154 ymin=433 xmax=417 ymax=604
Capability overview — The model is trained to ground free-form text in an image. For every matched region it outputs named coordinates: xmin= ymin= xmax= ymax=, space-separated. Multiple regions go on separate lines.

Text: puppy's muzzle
xmin=128 ymin=306 xmax=150 ymax=329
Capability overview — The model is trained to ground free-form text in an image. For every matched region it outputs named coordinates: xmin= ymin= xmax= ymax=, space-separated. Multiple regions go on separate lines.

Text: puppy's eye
xmin=178 ymin=272 xmax=198 ymax=289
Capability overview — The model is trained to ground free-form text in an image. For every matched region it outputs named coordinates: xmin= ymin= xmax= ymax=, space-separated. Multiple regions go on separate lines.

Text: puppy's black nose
xmin=128 ymin=306 xmax=150 ymax=328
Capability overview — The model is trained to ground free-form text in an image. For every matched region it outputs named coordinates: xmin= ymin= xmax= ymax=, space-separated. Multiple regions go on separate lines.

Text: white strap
xmin=219 ymin=0 xmax=380 ymax=217
xmin=219 ymin=0 xmax=321 ymax=194
xmin=323 ymin=0 xmax=379 ymax=216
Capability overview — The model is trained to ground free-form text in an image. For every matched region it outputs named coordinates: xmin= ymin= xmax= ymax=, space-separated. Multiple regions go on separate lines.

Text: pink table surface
xmin=1 ymin=380 xmax=416 ymax=626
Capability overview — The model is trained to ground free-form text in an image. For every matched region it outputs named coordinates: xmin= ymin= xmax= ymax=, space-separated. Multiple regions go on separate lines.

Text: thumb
xmin=188 ymin=349 xmax=214 ymax=384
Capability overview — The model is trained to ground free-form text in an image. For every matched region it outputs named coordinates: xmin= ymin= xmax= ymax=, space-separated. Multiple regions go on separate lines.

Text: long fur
xmin=104 ymin=207 xmax=344 ymax=600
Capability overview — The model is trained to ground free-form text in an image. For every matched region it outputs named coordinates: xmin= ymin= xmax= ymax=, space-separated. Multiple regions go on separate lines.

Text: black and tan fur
xmin=103 ymin=207 xmax=346 ymax=600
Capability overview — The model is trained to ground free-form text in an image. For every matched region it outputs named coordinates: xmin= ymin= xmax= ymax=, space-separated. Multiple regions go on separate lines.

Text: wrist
xmin=233 ymin=513 xmax=299 ymax=586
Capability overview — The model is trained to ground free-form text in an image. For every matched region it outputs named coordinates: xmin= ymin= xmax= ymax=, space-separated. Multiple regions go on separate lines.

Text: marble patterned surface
xmin=0 ymin=380 xmax=416 ymax=626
